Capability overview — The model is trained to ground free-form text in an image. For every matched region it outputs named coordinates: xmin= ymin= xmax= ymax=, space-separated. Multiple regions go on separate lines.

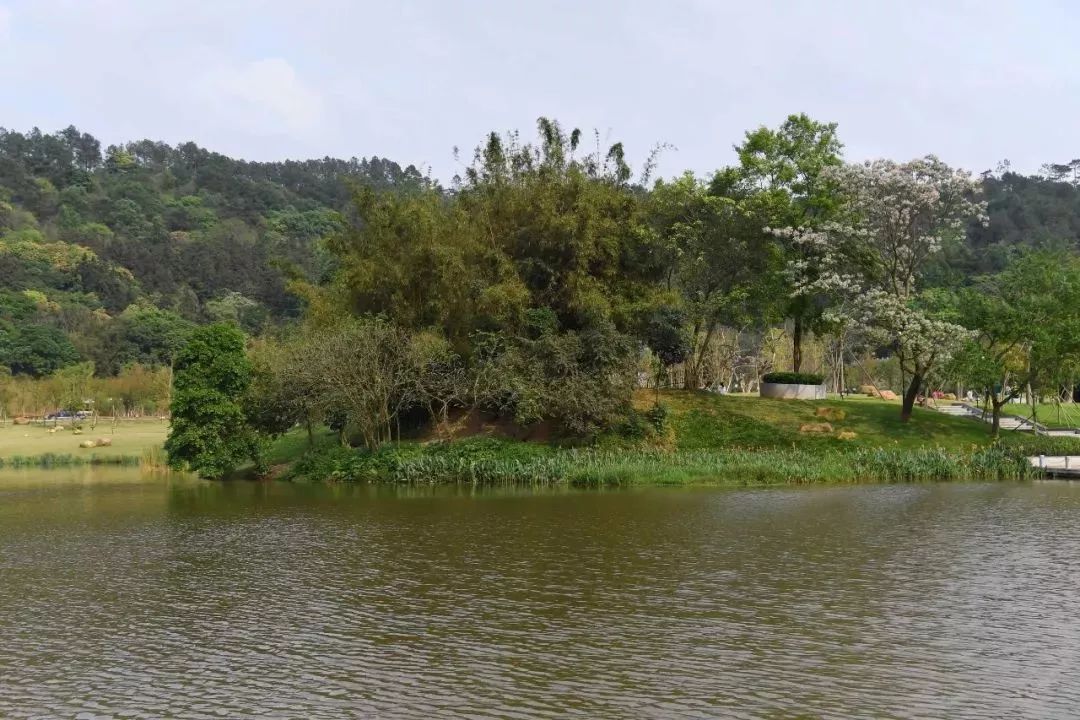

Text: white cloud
xmin=200 ymin=58 xmax=325 ymax=136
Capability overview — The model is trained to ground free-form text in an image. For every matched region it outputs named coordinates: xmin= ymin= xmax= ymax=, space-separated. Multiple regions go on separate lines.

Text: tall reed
xmin=292 ymin=443 xmax=1039 ymax=487
xmin=0 ymin=453 xmax=140 ymax=468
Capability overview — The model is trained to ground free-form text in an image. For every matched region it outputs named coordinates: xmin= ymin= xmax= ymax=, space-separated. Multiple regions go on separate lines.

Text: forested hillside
xmin=933 ymin=162 xmax=1080 ymax=280
xmin=0 ymin=126 xmax=427 ymax=376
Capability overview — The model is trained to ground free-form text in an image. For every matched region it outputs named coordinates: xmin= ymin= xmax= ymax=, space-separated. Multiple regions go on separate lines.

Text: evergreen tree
xmin=164 ymin=324 xmax=262 ymax=478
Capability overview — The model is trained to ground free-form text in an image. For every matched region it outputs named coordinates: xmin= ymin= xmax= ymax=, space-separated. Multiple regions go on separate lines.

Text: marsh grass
xmin=289 ymin=439 xmax=1039 ymax=487
xmin=139 ymin=446 xmax=170 ymax=473
xmin=0 ymin=453 xmax=140 ymax=468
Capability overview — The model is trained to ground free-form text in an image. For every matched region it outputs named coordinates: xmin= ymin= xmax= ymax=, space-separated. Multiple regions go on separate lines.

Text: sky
xmin=1 ymin=0 xmax=1077 ymax=182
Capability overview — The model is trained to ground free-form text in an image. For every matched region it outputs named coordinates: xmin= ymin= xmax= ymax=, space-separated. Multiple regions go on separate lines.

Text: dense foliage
xmin=164 ymin=324 xmax=262 ymax=477
xmin=5 ymin=117 xmax=1080 ymax=471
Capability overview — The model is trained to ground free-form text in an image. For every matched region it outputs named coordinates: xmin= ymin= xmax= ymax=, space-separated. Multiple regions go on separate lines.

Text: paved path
xmin=1029 ymin=456 xmax=1080 ymax=478
xmin=935 ymin=403 xmax=1080 ymax=436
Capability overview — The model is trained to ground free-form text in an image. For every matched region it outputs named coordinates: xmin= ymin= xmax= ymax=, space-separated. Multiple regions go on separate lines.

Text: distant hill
xmin=0 ymin=125 xmax=428 ymax=375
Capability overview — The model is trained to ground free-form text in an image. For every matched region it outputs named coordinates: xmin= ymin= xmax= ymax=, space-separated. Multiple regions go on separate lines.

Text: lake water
xmin=2 ymin=470 xmax=1079 ymax=719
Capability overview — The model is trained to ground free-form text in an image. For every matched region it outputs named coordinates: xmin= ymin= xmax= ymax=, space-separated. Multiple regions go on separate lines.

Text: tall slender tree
xmin=724 ymin=114 xmax=844 ymax=371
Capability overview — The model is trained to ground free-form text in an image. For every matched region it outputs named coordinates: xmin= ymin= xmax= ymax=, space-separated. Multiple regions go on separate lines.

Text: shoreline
xmin=278 ymin=440 xmax=1056 ymax=487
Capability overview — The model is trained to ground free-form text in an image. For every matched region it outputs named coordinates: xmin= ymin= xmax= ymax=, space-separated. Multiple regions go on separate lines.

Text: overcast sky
xmin=1 ymin=0 xmax=1076 ymax=181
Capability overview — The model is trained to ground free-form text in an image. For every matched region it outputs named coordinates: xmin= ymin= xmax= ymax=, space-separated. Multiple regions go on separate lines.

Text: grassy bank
xmin=273 ymin=391 xmax=1080 ymax=486
xmin=0 ymin=419 xmax=168 ymax=466
xmin=1000 ymin=403 xmax=1080 ymax=430
xmin=286 ymin=438 xmax=1062 ymax=486
xmin=653 ymin=391 xmax=993 ymax=450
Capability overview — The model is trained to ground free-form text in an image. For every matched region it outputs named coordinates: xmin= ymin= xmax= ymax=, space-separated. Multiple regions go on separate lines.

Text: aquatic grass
xmin=0 ymin=452 xmax=141 ymax=468
xmin=139 ymin=446 xmax=170 ymax=473
xmin=289 ymin=442 xmax=1040 ymax=487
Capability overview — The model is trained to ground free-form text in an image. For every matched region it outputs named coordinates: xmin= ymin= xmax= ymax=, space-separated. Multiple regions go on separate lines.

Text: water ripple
xmin=1 ymin=474 xmax=1079 ymax=718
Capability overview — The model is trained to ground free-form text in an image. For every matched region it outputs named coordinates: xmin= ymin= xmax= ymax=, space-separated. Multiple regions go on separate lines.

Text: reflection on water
xmin=1 ymin=470 xmax=1079 ymax=718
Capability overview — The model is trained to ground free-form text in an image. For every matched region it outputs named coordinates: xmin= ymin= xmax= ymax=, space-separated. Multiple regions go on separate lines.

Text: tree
xmin=54 ymin=361 xmax=95 ymax=412
xmin=953 ymin=252 xmax=1080 ymax=436
xmin=0 ymin=323 xmax=80 ymax=376
xmin=727 ymin=114 xmax=844 ymax=371
xmin=205 ymin=291 xmax=268 ymax=334
xmin=91 ymin=305 xmax=193 ymax=375
xmin=643 ymin=305 xmax=692 ymax=401
xmin=164 ymin=324 xmax=262 ymax=478
xmin=648 ymin=173 xmax=779 ymax=389
xmin=782 ymin=156 xmax=986 ymax=420
xmin=281 ymin=318 xmax=422 ymax=449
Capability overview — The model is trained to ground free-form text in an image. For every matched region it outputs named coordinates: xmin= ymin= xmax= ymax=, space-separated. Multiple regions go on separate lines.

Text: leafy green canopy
xmin=164 ymin=324 xmax=262 ymax=478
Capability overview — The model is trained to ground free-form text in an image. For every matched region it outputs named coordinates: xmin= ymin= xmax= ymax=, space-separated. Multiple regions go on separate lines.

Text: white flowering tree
xmin=780 ymin=156 xmax=986 ymax=421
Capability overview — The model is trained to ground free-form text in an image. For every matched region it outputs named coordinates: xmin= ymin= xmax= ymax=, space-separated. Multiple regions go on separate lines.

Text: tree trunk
xmin=839 ymin=355 xmax=845 ymax=399
xmin=990 ymin=399 xmax=1003 ymax=438
xmin=792 ymin=316 xmax=803 ymax=373
xmin=900 ymin=372 xmax=923 ymax=422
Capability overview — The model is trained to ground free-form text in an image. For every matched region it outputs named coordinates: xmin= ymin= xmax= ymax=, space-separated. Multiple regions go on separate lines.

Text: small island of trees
xmin=1 ymin=116 xmax=1078 ymax=480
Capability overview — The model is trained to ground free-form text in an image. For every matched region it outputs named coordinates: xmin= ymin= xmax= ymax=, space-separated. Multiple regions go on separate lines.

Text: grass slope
xmin=1000 ymin=403 xmax=1080 ymax=430
xmin=647 ymin=391 xmax=993 ymax=450
xmin=275 ymin=391 xmax=1080 ymax=485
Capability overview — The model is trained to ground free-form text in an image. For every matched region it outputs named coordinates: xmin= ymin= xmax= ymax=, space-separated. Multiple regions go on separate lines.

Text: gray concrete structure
xmin=759 ymin=382 xmax=827 ymax=400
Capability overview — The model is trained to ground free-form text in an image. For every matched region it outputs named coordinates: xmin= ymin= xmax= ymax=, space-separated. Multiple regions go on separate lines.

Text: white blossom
xmin=776 ymin=156 xmax=986 ymax=388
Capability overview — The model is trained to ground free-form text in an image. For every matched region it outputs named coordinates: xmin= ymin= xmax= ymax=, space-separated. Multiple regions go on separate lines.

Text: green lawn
xmin=264 ymin=425 xmax=337 ymax=466
xmin=1000 ymin=403 xmax=1080 ymax=430
xmin=0 ymin=419 xmax=168 ymax=460
xmin=646 ymin=390 xmax=995 ymax=450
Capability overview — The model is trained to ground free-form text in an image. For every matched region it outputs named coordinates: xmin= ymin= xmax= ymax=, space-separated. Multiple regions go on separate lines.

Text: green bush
xmin=761 ymin=372 xmax=825 ymax=385
xmin=646 ymin=404 xmax=668 ymax=433
xmin=615 ymin=404 xmax=669 ymax=441
xmin=996 ymin=433 xmax=1080 ymax=458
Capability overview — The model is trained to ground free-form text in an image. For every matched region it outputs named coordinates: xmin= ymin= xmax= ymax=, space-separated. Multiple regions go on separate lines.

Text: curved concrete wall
xmin=759 ymin=382 xmax=827 ymax=400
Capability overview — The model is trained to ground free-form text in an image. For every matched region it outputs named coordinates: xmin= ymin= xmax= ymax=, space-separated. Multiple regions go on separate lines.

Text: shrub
xmin=645 ymin=404 xmax=668 ymax=433
xmin=996 ymin=434 xmax=1080 ymax=458
xmin=762 ymin=371 xmax=824 ymax=385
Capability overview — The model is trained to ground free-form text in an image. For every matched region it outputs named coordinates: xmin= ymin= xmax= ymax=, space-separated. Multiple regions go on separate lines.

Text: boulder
xmin=878 ymin=390 xmax=898 ymax=401
xmin=13 ymin=416 xmax=29 ymax=425
xmin=96 ymin=437 xmax=112 ymax=447
xmin=815 ymin=407 xmax=847 ymax=421
xmin=799 ymin=422 xmax=834 ymax=434
xmin=837 ymin=430 xmax=857 ymax=441
xmin=79 ymin=440 xmax=96 ymax=449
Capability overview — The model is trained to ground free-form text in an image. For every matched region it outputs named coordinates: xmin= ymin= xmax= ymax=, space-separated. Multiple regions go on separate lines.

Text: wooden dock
xmin=1030 ymin=456 xmax=1080 ymax=478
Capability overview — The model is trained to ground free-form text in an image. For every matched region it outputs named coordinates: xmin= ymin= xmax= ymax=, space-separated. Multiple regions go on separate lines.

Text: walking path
xmin=933 ymin=402 xmax=1080 ymax=478
xmin=934 ymin=403 xmax=1080 ymax=437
